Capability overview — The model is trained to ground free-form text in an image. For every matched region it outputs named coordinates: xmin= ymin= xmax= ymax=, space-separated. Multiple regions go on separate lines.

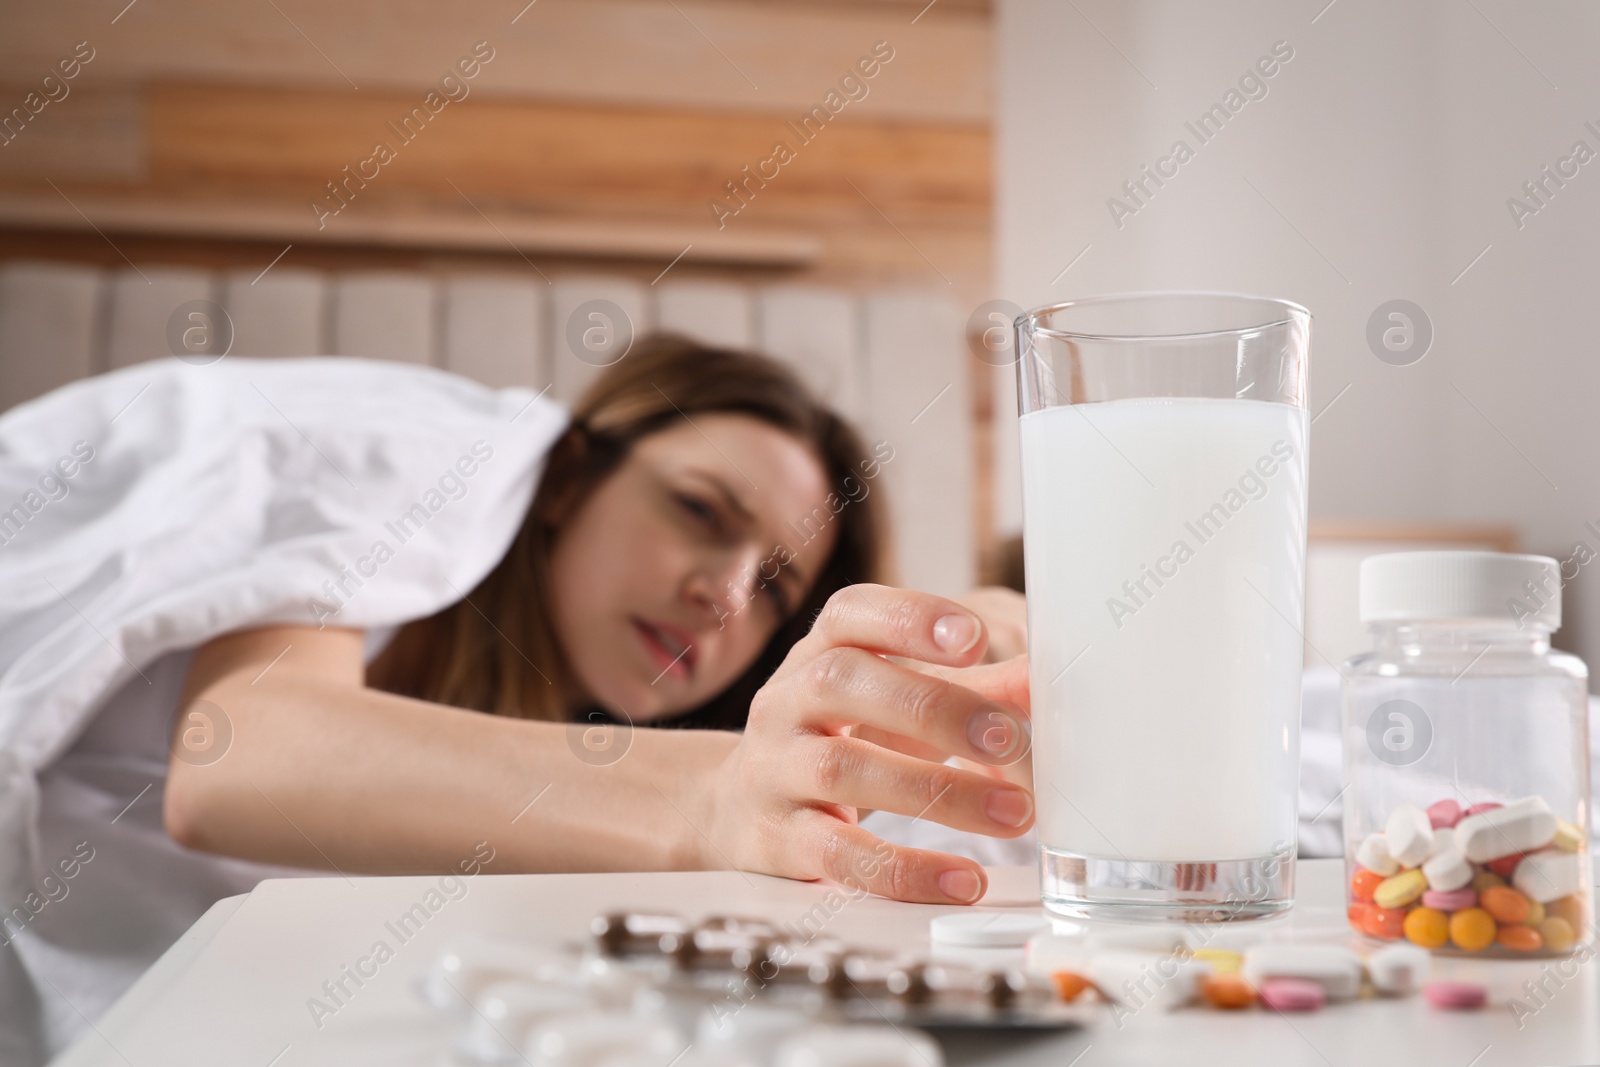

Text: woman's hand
xmin=701 ymin=584 xmax=1034 ymax=905
xmin=955 ymin=586 xmax=1028 ymax=664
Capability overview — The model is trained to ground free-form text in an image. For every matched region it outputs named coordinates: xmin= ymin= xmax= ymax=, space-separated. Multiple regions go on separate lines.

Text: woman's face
xmin=548 ymin=413 xmax=841 ymax=721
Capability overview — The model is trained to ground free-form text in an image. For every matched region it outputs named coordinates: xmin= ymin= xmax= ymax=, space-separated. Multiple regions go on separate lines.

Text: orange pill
xmin=1496 ymin=925 xmax=1543 ymax=952
xmin=1351 ymin=867 xmax=1384 ymax=903
xmin=1202 ymin=973 xmax=1258 ymax=1009
xmin=1546 ymin=894 xmax=1588 ymax=935
xmin=1449 ymin=907 xmax=1498 ymax=952
xmin=1348 ymin=901 xmax=1374 ymax=929
xmin=1486 ymin=854 xmax=1524 ymax=879
xmin=1403 ymin=906 xmax=1450 ymax=949
xmin=1052 ymin=971 xmax=1092 ymax=1002
xmin=1481 ymin=886 xmax=1532 ymax=925
xmin=1363 ymin=905 xmax=1408 ymax=940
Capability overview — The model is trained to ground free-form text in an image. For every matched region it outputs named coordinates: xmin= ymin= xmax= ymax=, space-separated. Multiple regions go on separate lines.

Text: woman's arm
xmin=168 ymin=585 xmax=1035 ymax=903
xmin=165 ymin=625 xmax=734 ymax=875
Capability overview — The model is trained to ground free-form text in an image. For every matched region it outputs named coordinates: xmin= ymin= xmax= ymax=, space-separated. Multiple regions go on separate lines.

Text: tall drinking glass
xmin=1015 ymin=293 xmax=1311 ymax=922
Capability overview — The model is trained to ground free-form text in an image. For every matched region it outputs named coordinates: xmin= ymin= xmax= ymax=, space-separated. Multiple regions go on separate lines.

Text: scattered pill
xmin=1356 ymin=833 xmax=1400 ymax=877
xmin=1350 ymin=867 xmax=1384 ymax=903
xmin=1050 ymin=971 xmax=1092 ymax=1002
xmin=1426 ymin=799 xmax=1463 ymax=829
xmin=1374 ymin=869 xmax=1428 ymax=910
xmin=1552 ymin=818 xmax=1584 ymax=852
xmin=1242 ymin=945 xmax=1362 ymax=1000
xmin=1201 ymin=973 xmax=1257 ymax=1009
xmin=1257 ymin=977 xmax=1325 ymax=1012
xmin=1420 ymin=887 xmax=1476 ymax=912
xmin=1423 ymin=980 xmax=1487 ymax=1010
xmin=1088 ymin=950 xmax=1203 ymax=1010
xmin=1455 ymin=797 xmax=1557 ymax=863
xmin=1402 ymin=907 xmax=1449 ymax=949
xmin=1192 ymin=948 xmax=1242 ymax=974
xmin=1367 ymin=943 xmax=1430 ymax=995
xmin=931 ymin=912 xmax=1051 ymax=948
xmin=1512 ymin=850 xmax=1585 ymax=905
xmin=1495 ymin=925 xmax=1543 ymax=952
xmin=1447 ymin=908 xmax=1497 ymax=952
xmin=1536 ymin=916 xmax=1577 ymax=952
xmin=1421 ymin=846 xmax=1473 ymax=893
xmin=1480 ymin=886 xmax=1532 ymax=925
xmin=1385 ymin=805 xmax=1434 ymax=867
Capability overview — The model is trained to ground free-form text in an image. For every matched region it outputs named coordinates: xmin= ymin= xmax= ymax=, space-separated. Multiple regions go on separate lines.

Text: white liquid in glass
xmin=1021 ymin=397 xmax=1308 ymax=862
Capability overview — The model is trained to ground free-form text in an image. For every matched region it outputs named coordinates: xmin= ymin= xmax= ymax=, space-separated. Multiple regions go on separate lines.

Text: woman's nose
xmin=684 ymin=548 xmax=763 ymax=621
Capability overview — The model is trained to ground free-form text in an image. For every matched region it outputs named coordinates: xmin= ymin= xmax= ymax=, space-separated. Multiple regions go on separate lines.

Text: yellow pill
xmin=1449 ymin=907 xmax=1497 ymax=952
xmin=1472 ymin=870 xmax=1506 ymax=893
xmin=1552 ymin=818 xmax=1584 ymax=852
xmin=1374 ymin=869 xmax=1428 ymax=909
xmin=1525 ymin=900 xmax=1546 ymax=926
xmin=1536 ymin=916 xmax=1577 ymax=953
xmin=1192 ymin=948 xmax=1242 ymax=974
xmin=1403 ymin=906 xmax=1450 ymax=949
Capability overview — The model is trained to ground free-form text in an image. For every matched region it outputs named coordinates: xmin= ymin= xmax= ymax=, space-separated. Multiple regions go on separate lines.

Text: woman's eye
xmin=674 ymin=493 xmax=716 ymax=526
xmin=760 ymin=581 xmax=790 ymax=616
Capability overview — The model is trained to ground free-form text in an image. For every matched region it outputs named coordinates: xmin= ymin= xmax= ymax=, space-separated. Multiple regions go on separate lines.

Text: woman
xmin=164 ymin=335 xmax=1034 ymax=905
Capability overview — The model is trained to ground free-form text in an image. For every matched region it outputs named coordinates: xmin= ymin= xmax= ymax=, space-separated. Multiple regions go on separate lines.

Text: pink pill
xmin=1426 ymin=799 xmax=1463 ymax=829
xmin=1258 ymin=977 xmax=1326 ymax=1012
xmin=1421 ymin=887 xmax=1476 ymax=911
xmin=1462 ymin=801 xmax=1503 ymax=818
xmin=1424 ymin=981 xmax=1487 ymax=1010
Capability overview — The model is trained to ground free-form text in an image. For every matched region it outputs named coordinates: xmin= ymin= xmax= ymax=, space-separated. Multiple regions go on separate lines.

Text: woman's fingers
xmin=795 ymin=647 xmax=1031 ymax=768
xmin=792 ymin=734 xmax=1033 ymax=837
xmin=801 ymin=812 xmax=989 ymax=905
xmin=798 ymin=584 xmax=990 ymax=667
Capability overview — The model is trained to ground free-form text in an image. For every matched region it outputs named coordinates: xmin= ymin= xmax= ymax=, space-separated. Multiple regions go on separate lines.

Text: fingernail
xmin=967 ymin=706 xmax=1021 ymax=759
xmin=932 ymin=613 xmax=979 ymax=654
xmin=938 ymin=868 xmax=983 ymax=903
xmin=984 ymin=789 xmax=1033 ymax=828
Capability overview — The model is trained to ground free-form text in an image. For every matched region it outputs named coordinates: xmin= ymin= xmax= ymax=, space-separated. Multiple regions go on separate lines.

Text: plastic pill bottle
xmin=1342 ymin=551 xmax=1592 ymax=957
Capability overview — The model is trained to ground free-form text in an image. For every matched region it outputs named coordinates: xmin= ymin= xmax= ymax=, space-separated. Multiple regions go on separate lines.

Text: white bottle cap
xmin=1359 ymin=551 xmax=1561 ymax=629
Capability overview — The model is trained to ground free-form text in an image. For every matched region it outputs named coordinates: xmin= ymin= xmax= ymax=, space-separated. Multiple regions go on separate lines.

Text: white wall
xmin=997 ymin=0 xmax=1600 ymax=673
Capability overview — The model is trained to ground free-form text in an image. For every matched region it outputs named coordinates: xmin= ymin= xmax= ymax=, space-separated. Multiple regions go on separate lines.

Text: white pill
xmin=1421 ymin=844 xmax=1473 ymax=892
xmin=1367 ymin=943 xmax=1431 ymax=996
xmin=1385 ymin=805 xmax=1434 ymax=868
xmin=1455 ymin=796 xmax=1557 ymax=862
xmin=774 ymin=1025 xmax=943 ymax=1067
xmin=1241 ymin=944 xmax=1363 ymax=1001
xmin=1426 ymin=827 xmax=1455 ymax=860
xmin=1024 ymin=933 xmax=1093 ymax=976
xmin=525 ymin=1012 xmax=684 ymax=1066
xmin=1512 ymin=849 xmax=1585 ymax=904
xmin=931 ymin=911 xmax=1051 ymax=948
xmin=1088 ymin=949 xmax=1204 ymax=1010
xmin=456 ymin=981 xmax=597 ymax=1064
xmin=1356 ymin=832 xmax=1400 ymax=876
xmin=696 ymin=1002 xmax=810 ymax=1051
xmin=424 ymin=936 xmax=571 ymax=1012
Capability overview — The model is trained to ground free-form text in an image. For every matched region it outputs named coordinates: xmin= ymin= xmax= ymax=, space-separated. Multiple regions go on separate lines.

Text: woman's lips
xmin=632 ymin=617 xmax=695 ymax=681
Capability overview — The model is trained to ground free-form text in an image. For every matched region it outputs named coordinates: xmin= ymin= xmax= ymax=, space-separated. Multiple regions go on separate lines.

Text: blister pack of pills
xmin=419 ymin=910 xmax=1092 ymax=1066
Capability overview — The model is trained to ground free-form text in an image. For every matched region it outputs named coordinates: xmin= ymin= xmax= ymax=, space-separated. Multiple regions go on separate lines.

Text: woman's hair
xmin=370 ymin=333 xmax=889 ymax=729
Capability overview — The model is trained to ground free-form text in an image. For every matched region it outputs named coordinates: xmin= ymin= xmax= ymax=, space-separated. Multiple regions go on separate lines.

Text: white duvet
xmin=0 ymin=357 xmax=567 ymax=1064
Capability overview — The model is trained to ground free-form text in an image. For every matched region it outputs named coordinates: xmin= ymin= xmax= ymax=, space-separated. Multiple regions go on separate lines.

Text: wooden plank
xmin=548 ymin=276 xmax=651 ymax=403
xmin=330 ymin=272 xmax=434 ymax=364
xmin=0 ymin=1 xmax=991 ymax=123
xmin=757 ymin=286 xmax=860 ymax=419
xmin=442 ymin=273 xmax=548 ymax=390
xmin=105 ymin=266 xmax=215 ymax=368
xmin=0 ymin=261 xmax=101 ymax=411
xmin=862 ymin=290 xmax=973 ymax=596
xmin=654 ymin=281 xmax=754 ymax=349
xmin=218 ymin=267 xmax=325 ymax=357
